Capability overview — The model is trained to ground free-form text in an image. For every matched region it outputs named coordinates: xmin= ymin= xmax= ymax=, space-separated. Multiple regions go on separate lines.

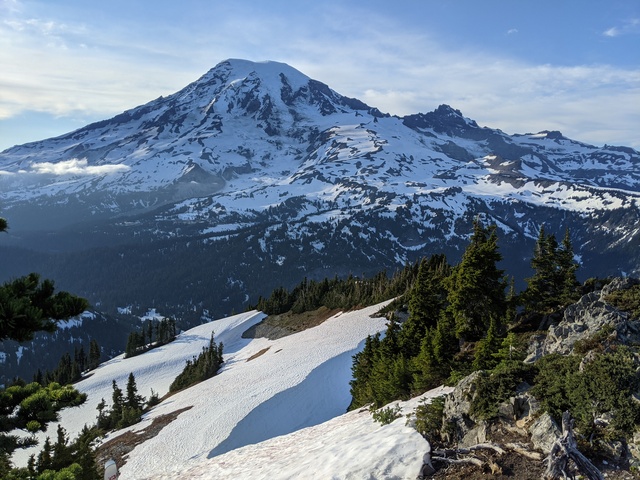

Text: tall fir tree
xmin=558 ymin=228 xmax=580 ymax=306
xmin=125 ymin=372 xmax=144 ymax=411
xmin=523 ymin=226 xmax=580 ymax=314
xmin=411 ymin=328 xmax=440 ymax=393
xmin=401 ymin=255 xmax=449 ymax=357
xmin=348 ymin=333 xmax=381 ymax=409
xmin=444 ymin=220 xmax=507 ymax=341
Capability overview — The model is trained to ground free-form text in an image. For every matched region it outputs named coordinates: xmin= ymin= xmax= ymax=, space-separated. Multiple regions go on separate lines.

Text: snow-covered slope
xmin=154 ymin=387 xmax=451 ymax=480
xmin=13 ymin=302 xmax=450 ymax=479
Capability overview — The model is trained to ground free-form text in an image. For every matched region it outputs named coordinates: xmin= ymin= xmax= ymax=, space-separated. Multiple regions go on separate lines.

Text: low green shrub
xmin=413 ymin=396 xmax=445 ymax=442
xmin=371 ymin=404 xmax=402 ymax=425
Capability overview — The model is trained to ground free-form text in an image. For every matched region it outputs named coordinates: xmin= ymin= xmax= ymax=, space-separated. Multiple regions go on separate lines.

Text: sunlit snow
xmin=11 ymin=303 xmax=453 ymax=479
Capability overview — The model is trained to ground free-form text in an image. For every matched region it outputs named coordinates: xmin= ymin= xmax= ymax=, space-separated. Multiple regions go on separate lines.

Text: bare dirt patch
xmin=96 ymin=406 xmax=193 ymax=472
xmin=246 ymin=347 xmax=271 ymax=362
xmin=242 ymin=306 xmax=342 ymax=340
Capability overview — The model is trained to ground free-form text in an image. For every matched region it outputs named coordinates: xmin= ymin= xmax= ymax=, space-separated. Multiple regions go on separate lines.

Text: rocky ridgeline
xmin=432 ymin=277 xmax=640 ymax=478
xmin=527 ymin=277 xmax=640 ymax=362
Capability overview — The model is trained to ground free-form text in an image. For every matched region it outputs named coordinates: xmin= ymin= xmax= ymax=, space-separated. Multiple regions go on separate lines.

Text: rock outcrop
xmin=526 ymin=277 xmax=640 ymax=363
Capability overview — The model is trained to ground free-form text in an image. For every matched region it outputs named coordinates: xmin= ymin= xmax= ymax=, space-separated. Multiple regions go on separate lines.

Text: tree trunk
xmin=544 ymin=411 xmax=604 ymax=480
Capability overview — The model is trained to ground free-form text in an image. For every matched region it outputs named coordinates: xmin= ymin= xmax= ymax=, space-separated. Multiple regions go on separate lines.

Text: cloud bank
xmin=28 ymin=159 xmax=130 ymax=176
xmin=0 ymin=158 xmax=130 ymax=177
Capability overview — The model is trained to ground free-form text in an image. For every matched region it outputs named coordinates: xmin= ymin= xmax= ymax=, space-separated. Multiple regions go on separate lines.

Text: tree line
xmin=348 ymin=220 xmax=582 ymax=409
xmin=33 ymin=340 xmax=101 ymax=387
xmin=254 ymin=265 xmax=418 ymax=316
xmin=124 ymin=317 xmax=177 ymax=358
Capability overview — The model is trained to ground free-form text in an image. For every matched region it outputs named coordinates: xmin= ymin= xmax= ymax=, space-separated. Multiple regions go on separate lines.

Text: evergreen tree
xmin=411 ymin=328 xmax=439 ymax=393
xmin=88 ymin=339 xmax=101 ymax=370
xmin=445 ymin=220 xmax=507 ymax=341
xmin=125 ymin=372 xmax=144 ymax=411
xmin=472 ymin=315 xmax=503 ymax=371
xmin=110 ymin=380 xmax=124 ymax=427
xmin=36 ymin=437 xmax=53 ymax=473
xmin=348 ymin=333 xmax=381 ymax=409
xmin=96 ymin=398 xmax=108 ymax=430
xmin=523 ymin=226 xmax=580 ymax=314
xmin=51 ymin=425 xmax=73 ymax=471
xmin=27 ymin=454 xmax=36 ymax=477
xmin=0 ymin=272 xmax=88 ymax=342
xmin=72 ymin=425 xmax=101 ymax=480
xmin=401 ymin=255 xmax=449 ymax=357
xmin=558 ymin=228 xmax=580 ymax=305
xmin=431 ymin=312 xmax=459 ymax=372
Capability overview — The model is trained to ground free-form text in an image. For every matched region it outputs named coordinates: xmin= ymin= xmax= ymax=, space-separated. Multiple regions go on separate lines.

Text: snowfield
xmin=15 ymin=302 xmax=452 ymax=479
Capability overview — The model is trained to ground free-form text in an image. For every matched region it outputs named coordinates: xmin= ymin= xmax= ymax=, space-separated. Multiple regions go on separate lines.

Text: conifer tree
xmin=36 ymin=437 xmax=53 ymax=473
xmin=445 ymin=220 xmax=507 ymax=341
xmin=431 ymin=312 xmax=459 ymax=372
xmin=401 ymin=255 xmax=449 ymax=357
xmin=0 ymin=272 xmax=88 ymax=342
xmin=348 ymin=333 xmax=381 ymax=409
xmin=96 ymin=398 xmax=108 ymax=430
xmin=411 ymin=328 xmax=440 ymax=393
xmin=72 ymin=425 xmax=101 ymax=480
xmin=523 ymin=226 xmax=580 ymax=314
xmin=472 ymin=315 xmax=503 ymax=371
xmin=558 ymin=228 xmax=580 ymax=305
xmin=110 ymin=380 xmax=124 ymax=427
xmin=125 ymin=372 xmax=144 ymax=411
xmin=88 ymin=339 xmax=101 ymax=370
xmin=51 ymin=425 xmax=73 ymax=471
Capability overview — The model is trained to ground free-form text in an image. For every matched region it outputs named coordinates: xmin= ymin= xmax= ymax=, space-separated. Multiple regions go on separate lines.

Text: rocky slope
xmin=431 ymin=278 xmax=640 ymax=479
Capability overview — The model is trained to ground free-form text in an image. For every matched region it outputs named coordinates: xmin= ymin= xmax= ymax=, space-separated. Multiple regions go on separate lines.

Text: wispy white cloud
xmin=30 ymin=159 xmax=129 ymax=175
xmin=603 ymin=27 xmax=621 ymax=37
xmin=603 ymin=18 xmax=640 ymax=37
xmin=507 ymin=28 xmax=518 ymax=35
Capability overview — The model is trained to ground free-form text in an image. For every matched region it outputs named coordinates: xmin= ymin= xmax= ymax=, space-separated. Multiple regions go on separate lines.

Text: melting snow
xmin=12 ymin=303 xmax=450 ymax=480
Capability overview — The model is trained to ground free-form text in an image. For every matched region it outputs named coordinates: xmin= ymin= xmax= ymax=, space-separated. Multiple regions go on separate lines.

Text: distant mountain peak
xmin=402 ymin=104 xmax=479 ymax=134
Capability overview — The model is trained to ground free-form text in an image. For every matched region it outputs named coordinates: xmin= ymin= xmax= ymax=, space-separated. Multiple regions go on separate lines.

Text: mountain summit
xmin=0 ymin=59 xmax=639 ymax=320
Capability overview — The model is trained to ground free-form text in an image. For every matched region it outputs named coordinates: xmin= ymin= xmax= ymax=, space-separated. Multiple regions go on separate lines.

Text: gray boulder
xmin=442 ymin=371 xmax=484 ymax=445
xmin=529 ymin=412 xmax=561 ymax=454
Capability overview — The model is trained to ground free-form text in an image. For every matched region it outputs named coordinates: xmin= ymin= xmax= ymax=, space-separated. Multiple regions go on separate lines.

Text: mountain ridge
xmin=0 ymin=58 xmax=639 ymax=323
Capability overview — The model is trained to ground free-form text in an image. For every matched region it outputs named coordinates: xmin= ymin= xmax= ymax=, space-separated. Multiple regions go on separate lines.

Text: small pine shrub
xmin=146 ymin=389 xmax=161 ymax=409
xmin=413 ymin=396 xmax=445 ymax=442
xmin=532 ymin=348 xmax=640 ymax=439
xmin=606 ymin=284 xmax=640 ymax=319
xmin=469 ymin=361 xmax=536 ymax=420
xmin=371 ymin=404 xmax=402 ymax=425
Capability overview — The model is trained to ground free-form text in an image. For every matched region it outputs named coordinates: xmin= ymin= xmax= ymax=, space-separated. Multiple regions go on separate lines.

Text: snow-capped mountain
xmin=14 ymin=302 xmax=452 ymax=479
xmin=1 ymin=59 xmax=639 ymax=321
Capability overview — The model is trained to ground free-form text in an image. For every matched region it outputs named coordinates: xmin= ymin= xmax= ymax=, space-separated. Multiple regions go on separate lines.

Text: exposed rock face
xmin=526 ymin=277 xmax=640 ymax=362
xmin=442 ymin=371 xmax=485 ymax=446
xmin=529 ymin=412 xmax=561 ymax=454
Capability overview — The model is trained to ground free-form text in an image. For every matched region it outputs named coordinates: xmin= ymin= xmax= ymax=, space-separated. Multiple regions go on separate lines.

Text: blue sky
xmin=1 ymin=0 xmax=638 ymax=150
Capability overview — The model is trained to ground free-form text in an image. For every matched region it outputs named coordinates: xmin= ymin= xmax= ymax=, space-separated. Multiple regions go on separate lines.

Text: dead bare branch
xmin=544 ymin=411 xmax=604 ymax=480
